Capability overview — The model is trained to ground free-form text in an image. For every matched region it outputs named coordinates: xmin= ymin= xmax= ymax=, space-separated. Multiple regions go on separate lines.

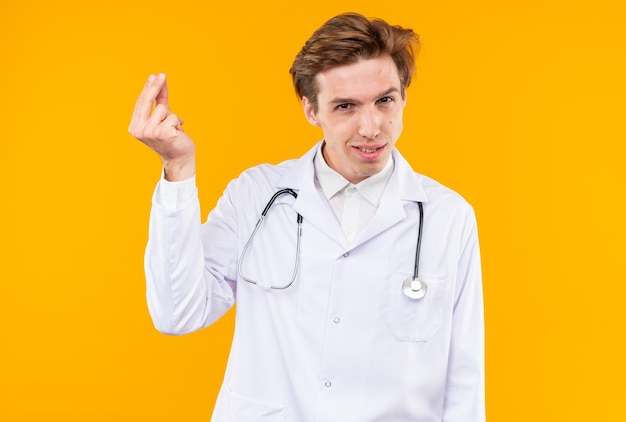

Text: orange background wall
xmin=1 ymin=0 xmax=625 ymax=420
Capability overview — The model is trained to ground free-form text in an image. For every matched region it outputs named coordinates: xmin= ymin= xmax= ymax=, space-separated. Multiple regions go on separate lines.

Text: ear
xmin=302 ymin=96 xmax=320 ymax=127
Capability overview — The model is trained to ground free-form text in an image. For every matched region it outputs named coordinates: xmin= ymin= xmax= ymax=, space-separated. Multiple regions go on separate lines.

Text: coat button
xmin=325 ymin=381 xmax=332 ymax=388
xmin=343 ymin=252 xmax=349 ymax=258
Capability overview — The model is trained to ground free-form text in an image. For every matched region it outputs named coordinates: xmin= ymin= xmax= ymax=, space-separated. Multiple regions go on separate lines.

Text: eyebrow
xmin=328 ymin=87 xmax=400 ymax=106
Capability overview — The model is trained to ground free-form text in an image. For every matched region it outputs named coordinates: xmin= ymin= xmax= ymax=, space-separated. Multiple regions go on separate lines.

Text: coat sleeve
xmin=442 ymin=206 xmax=486 ymax=421
xmin=144 ymin=181 xmax=238 ymax=335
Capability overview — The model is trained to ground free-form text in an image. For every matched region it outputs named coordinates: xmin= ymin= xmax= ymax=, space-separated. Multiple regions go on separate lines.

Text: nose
xmin=357 ymin=107 xmax=381 ymax=139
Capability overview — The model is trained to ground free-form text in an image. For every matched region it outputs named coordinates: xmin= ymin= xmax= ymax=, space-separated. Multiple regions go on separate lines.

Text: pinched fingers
xmin=154 ymin=75 xmax=169 ymax=107
xmin=128 ymin=74 xmax=186 ymax=151
xmin=143 ymin=110 xmax=183 ymax=145
xmin=132 ymin=74 xmax=166 ymax=117
xmin=128 ymin=74 xmax=170 ymax=139
xmin=139 ymin=103 xmax=170 ymax=139
xmin=128 ymin=74 xmax=195 ymax=176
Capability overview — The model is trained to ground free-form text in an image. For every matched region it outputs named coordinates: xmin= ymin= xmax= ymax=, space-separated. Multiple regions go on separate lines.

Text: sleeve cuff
xmin=155 ymin=169 xmax=197 ymax=210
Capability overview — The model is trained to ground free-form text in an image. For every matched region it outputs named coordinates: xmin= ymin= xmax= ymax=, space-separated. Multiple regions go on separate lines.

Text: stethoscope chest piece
xmin=402 ymin=277 xmax=427 ymax=300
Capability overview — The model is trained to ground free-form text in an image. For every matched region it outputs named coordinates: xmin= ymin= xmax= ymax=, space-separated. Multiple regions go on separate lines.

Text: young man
xmin=129 ymin=12 xmax=484 ymax=421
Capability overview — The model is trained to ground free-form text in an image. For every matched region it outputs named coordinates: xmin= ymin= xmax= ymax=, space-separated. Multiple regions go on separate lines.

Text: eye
xmin=377 ymin=96 xmax=394 ymax=104
xmin=335 ymin=103 xmax=353 ymax=111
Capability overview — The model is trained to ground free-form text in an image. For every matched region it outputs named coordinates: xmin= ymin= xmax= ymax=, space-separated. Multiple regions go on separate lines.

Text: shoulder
xmin=393 ymin=148 xmax=474 ymax=216
xmin=221 ymin=158 xmax=303 ymax=212
xmin=417 ymin=173 xmax=478 ymax=237
xmin=230 ymin=158 xmax=298 ymax=190
xmin=227 ymin=142 xmax=320 ymax=193
xmin=421 ymin=174 xmax=471 ymax=207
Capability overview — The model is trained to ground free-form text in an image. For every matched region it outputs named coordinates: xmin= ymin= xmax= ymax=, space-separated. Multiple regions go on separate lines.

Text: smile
xmin=357 ymin=146 xmax=382 ymax=153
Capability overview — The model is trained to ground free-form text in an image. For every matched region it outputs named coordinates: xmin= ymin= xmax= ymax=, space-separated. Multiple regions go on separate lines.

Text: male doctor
xmin=129 ymin=12 xmax=485 ymax=422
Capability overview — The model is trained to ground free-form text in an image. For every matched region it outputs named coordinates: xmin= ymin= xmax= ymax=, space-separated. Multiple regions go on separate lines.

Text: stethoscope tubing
xmin=414 ymin=202 xmax=424 ymax=280
xmin=238 ymin=189 xmax=302 ymax=289
xmin=238 ymin=189 xmax=425 ymax=299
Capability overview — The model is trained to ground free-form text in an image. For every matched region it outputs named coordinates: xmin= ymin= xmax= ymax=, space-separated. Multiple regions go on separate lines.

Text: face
xmin=302 ymin=55 xmax=407 ymax=184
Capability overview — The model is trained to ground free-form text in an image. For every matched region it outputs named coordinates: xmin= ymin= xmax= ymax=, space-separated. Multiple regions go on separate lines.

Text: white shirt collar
xmin=314 ymin=142 xmax=394 ymax=206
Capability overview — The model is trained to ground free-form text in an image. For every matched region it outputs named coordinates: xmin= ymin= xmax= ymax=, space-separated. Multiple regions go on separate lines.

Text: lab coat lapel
xmin=356 ymin=176 xmax=406 ymax=245
xmin=355 ymin=149 xmax=429 ymax=248
xmin=276 ymin=142 xmax=347 ymax=249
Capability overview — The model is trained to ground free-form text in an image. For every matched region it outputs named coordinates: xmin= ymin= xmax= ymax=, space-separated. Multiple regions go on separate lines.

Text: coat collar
xmin=276 ymin=141 xmax=429 ymax=250
xmin=277 ymin=141 xmax=428 ymax=202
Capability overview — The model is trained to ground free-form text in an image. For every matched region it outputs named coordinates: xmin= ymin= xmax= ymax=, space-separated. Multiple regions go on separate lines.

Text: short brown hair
xmin=290 ymin=12 xmax=419 ymax=112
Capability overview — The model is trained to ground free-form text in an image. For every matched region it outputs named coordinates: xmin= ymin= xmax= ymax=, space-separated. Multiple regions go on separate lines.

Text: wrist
xmin=163 ymin=157 xmax=196 ymax=181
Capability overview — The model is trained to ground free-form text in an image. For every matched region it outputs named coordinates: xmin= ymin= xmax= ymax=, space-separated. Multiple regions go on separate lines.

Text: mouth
xmin=353 ymin=144 xmax=386 ymax=161
xmin=355 ymin=145 xmax=384 ymax=153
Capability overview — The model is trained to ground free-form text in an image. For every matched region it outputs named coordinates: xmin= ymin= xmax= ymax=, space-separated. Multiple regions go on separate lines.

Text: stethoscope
xmin=238 ymin=189 xmax=428 ymax=300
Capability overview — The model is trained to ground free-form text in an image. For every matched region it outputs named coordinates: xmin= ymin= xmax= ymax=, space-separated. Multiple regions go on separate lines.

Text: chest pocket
xmin=387 ymin=272 xmax=448 ymax=342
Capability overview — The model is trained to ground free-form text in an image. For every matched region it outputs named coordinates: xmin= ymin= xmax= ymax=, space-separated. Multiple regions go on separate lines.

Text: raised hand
xmin=129 ymin=74 xmax=196 ymax=181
